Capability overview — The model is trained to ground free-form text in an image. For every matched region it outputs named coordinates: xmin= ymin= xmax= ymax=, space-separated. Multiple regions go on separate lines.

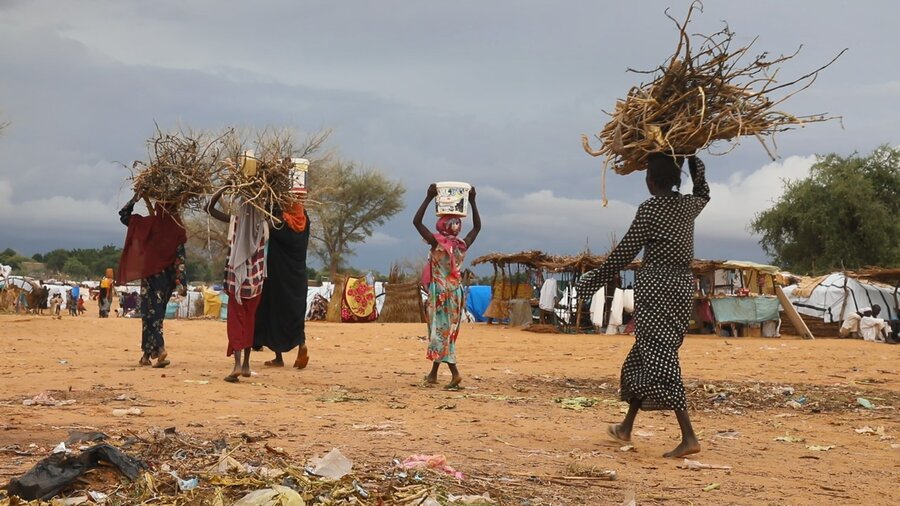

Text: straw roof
xmin=848 ymin=267 xmax=900 ymax=286
xmin=470 ymin=250 xmax=550 ymax=268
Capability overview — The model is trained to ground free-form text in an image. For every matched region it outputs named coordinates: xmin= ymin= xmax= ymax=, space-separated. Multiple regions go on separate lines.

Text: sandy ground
xmin=1 ymin=299 xmax=899 ymax=505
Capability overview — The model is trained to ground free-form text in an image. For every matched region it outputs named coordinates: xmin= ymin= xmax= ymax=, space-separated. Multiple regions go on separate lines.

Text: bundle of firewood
xmin=583 ymin=1 xmax=844 ymax=176
xmin=130 ymin=126 xmax=229 ymax=211
xmin=220 ymin=129 xmax=330 ymax=221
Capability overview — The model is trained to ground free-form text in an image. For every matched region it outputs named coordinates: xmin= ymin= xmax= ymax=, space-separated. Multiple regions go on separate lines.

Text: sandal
xmin=293 ymin=345 xmax=309 ymax=369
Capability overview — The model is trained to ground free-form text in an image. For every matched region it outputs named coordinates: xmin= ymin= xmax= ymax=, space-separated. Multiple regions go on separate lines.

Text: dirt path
xmin=1 ymin=306 xmax=898 ymax=505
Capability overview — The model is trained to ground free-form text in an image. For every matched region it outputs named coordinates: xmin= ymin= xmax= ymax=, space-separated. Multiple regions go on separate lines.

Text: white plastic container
xmin=290 ymin=158 xmax=309 ymax=194
xmin=434 ymin=181 xmax=471 ymax=216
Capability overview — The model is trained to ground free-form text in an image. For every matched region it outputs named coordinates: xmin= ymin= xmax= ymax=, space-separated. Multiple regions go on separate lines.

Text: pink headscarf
xmin=422 ymin=215 xmax=467 ymax=285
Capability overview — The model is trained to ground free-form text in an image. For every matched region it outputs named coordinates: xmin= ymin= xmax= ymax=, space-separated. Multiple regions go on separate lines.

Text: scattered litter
xmin=436 ymin=403 xmax=457 ymax=410
xmin=310 ymin=448 xmax=352 ymax=480
xmin=233 ymin=485 xmax=305 ymax=506
xmin=703 ymin=482 xmax=721 ymax=492
xmin=854 ymin=426 xmax=885 ymax=436
xmin=55 ymin=495 xmax=88 ymax=505
xmin=401 ymin=454 xmax=465 ymax=480
xmin=714 ymin=430 xmax=740 ymax=440
xmin=58 ymin=360 xmax=69 ymax=365
xmin=774 ymin=435 xmax=805 ymax=443
xmin=679 ymin=459 xmax=732 ymax=471
xmin=65 ymin=431 xmax=108 ymax=445
xmin=183 ymin=380 xmax=210 ymax=385
xmin=779 ymin=386 xmax=795 ymax=395
xmin=619 ymin=445 xmax=635 ymax=452
xmin=806 ymin=445 xmax=835 ymax=451
xmin=51 ymin=442 xmax=70 ymax=455
xmin=448 ymin=492 xmax=496 ymax=504
xmin=22 ymin=392 xmax=76 ymax=407
xmin=421 ymin=498 xmax=441 ymax=506
xmin=112 ymin=407 xmax=143 ymax=417
xmin=555 ymin=397 xmax=599 ymax=410
xmin=634 ymin=430 xmax=655 ymax=437
xmin=7 ymin=444 xmax=144 ymax=501
xmin=857 ymin=397 xmax=875 ymax=409
xmin=87 ymin=491 xmax=108 ymax=503
xmin=169 ymin=471 xmax=199 ymax=491
xmin=785 ymin=400 xmax=804 ymax=409
xmin=317 ymin=391 xmax=367 ymax=403
xmin=892 ymin=443 xmax=900 ymax=449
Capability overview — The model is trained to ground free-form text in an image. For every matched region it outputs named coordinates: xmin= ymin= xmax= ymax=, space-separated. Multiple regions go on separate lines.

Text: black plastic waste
xmin=7 ymin=444 xmax=144 ymax=501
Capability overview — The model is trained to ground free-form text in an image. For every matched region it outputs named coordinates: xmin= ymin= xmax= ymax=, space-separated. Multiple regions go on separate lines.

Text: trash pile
xmin=0 ymin=428 xmax=508 ymax=505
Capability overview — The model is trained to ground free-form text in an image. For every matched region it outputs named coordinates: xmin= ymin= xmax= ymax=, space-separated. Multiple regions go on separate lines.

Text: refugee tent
xmin=783 ymin=272 xmax=898 ymax=324
xmin=465 ymin=285 xmax=491 ymax=322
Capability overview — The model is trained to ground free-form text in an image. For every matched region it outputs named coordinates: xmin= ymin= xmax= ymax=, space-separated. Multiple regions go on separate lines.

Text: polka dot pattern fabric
xmin=577 ymin=159 xmax=710 ymax=411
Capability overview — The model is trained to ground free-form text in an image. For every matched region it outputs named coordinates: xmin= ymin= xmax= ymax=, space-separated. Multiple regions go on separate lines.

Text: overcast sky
xmin=1 ymin=1 xmax=898 ymax=275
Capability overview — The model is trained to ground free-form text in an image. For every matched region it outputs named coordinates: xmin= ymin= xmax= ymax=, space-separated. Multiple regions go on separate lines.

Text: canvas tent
xmin=783 ymin=272 xmax=898 ymax=324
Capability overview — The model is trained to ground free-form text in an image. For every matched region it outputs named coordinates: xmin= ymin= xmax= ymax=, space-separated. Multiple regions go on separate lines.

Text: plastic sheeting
xmin=783 ymin=273 xmax=898 ymax=323
xmin=710 ymin=296 xmax=781 ymax=324
xmin=465 ymin=285 xmax=491 ymax=322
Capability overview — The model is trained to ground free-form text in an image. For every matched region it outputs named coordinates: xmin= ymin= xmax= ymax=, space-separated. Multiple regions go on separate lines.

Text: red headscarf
xmin=117 ymin=204 xmax=187 ymax=284
xmin=422 ymin=215 xmax=467 ymax=285
xmin=281 ymin=203 xmax=307 ymax=232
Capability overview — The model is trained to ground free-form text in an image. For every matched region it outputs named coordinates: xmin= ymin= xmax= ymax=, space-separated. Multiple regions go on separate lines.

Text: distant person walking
xmin=98 ymin=270 xmax=114 ymax=318
xmin=207 ymin=188 xmax=268 ymax=382
xmin=413 ymin=184 xmax=481 ymax=389
xmin=117 ymin=191 xmax=187 ymax=368
xmin=577 ymin=153 xmax=709 ymax=458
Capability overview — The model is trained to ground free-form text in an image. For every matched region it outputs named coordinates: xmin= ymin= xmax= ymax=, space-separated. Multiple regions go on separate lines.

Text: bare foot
xmin=264 ymin=359 xmax=284 ymax=367
xmin=224 ymin=375 xmax=239 ymax=383
xmin=241 ymin=364 xmax=251 ymax=377
xmin=293 ymin=345 xmax=309 ymax=369
xmin=607 ymin=424 xmax=632 ymax=444
xmin=447 ymin=375 xmax=463 ymax=388
xmin=139 ymin=356 xmax=151 ymax=366
xmin=424 ymin=374 xmax=438 ymax=384
xmin=663 ymin=439 xmax=701 ymax=458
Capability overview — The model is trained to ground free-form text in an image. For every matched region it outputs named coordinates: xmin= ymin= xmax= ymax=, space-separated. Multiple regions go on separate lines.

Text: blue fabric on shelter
xmin=710 ymin=296 xmax=780 ymax=324
xmin=164 ymin=301 xmax=179 ymax=319
xmin=219 ymin=292 xmax=229 ymax=320
xmin=466 ymin=285 xmax=492 ymax=322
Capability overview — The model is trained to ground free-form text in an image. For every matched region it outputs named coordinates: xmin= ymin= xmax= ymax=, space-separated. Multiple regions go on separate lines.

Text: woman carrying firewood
xmin=117 ymin=191 xmax=187 ymax=368
xmin=207 ymin=188 xmax=269 ymax=382
xmin=576 ymin=153 xmax=709 ymax=458
xmin=413 ymin=184 xmax=481 ymax=390
xmin=252 ymin=200 xmax=311 ymax=370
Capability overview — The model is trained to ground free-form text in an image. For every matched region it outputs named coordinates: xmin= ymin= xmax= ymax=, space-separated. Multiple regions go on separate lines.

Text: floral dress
xmin=426 ymin=246 xmax=467 ymax=363
xmin=140 ymin=246 xmax=186 ymax=357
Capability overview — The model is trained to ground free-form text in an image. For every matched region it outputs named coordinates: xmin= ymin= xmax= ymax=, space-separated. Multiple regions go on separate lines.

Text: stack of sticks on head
xmin=130 ymin=126 xmax=230 ymax=212
xmin=582 ymin=1 xmax=845 ymax=179
xmin=220 ymin=129 xmax=329 ymax=222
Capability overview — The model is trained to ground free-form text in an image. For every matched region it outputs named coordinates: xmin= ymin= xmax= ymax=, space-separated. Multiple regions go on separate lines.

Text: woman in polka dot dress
xmin=577 ymin=153 xmax=709 ymax=458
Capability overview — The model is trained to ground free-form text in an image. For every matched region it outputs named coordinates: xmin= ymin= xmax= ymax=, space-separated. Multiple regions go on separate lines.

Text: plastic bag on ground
xmin=233 ymin=485 xmax=305 ymax=506
xmin=309 ymin=448 xmax=352 ymax=480
xmin=8 ymin=444 xmax=144 ymax=501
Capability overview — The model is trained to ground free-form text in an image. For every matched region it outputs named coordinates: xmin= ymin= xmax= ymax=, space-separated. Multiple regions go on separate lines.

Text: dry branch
xmin=583 ymin=1 xmax=845 ymax=178
xmin=130 ymin=125 xmax=230 ymax=212
xmin=219 ymin=128 xmax=331 ymax=222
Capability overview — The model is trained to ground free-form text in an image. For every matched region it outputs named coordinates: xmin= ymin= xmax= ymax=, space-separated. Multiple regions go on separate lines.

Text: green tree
xmin=0 ymin=248 xmax=31 ymax=270
xmin=751 ymin=145 xmax=900 ymax=274
xmin=62 ymin=257 xmax=90 ymax=279
xmin=43 ymin=249 xmax=69 ymax=272
xmin=308 ymin=159 xmax=406 ymax=279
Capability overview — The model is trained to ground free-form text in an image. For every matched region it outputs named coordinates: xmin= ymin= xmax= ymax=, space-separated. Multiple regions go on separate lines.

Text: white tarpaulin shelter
xmin=782 ymin=272 xmax=898 ymax=323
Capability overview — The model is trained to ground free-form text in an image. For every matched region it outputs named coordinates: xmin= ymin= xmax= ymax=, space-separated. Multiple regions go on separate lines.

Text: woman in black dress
xmin=577 ymin=153 xmax=709 ymax=458
xmin=254 ymin=204 xmax=311 ymax=369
